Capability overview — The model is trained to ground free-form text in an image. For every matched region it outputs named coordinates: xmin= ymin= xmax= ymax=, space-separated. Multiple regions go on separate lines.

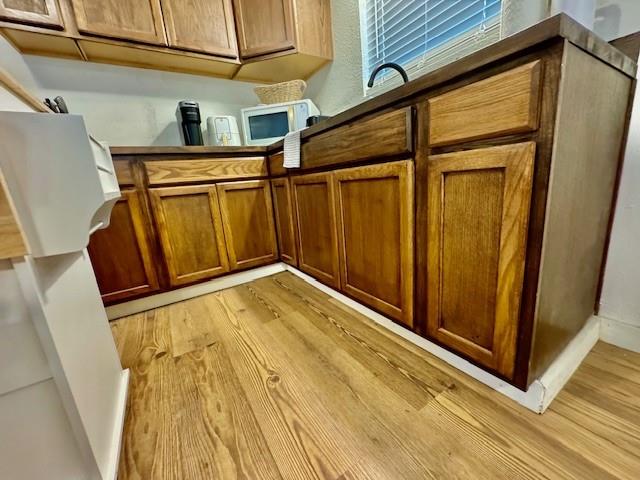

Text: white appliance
xmin=207 ymin=115 xmax=241 ymax=146
xmin=0 ymin=112 xmax=128 ymax=480
xmin=241 ymin=99 xmax=319 ymax=146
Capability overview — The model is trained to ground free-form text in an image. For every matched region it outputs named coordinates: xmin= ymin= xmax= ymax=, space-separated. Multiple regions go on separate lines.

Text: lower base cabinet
xmin=271 ymin=177 xmax=298 ymax=266
xmin=88 ymin=189 xmax=159 ymax=303
xmin=426 ymin=142 xmax=535 ymax=378
xmin=291 ymin=172 xmax=341 ymax=288
xmin=216 ymin=180 xmax=278 ymax=270
xmin=291 ymin=161 xmax=415 ymax=326
xmin=150 ymin=184 xmax=230 ymax=287
xmin=334 ymin=161 xmax=414 ymax=326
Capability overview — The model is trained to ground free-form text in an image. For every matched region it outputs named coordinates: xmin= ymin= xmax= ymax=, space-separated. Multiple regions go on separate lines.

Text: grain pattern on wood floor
xmin=111 ymin=272 xmax=640 ymax=480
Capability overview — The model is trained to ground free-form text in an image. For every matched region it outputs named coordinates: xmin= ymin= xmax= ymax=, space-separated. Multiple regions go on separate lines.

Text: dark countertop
xmin=110 ymin=145 xmax=268 ymax=156
xmin=111 ymin=14 xmax=636 ymax=158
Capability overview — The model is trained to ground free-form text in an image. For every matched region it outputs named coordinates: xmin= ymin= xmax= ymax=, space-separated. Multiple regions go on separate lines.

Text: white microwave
xmin=241 ymin=99 xmax=320 ymax=146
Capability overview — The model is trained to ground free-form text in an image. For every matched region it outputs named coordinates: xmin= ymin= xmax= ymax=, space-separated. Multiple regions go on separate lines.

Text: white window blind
xmin=360 ymin=0 xmax=502 ymax=94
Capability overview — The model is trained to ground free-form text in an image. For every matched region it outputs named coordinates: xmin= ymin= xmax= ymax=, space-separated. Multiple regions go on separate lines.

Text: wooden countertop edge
xmin=110 ymin=145 xmax=269 ymax=156
xmin=110 ymin=14 xmax=636 ymax=158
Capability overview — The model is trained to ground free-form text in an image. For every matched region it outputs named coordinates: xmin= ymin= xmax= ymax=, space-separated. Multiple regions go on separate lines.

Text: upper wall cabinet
xmin=71 ymin=0 xmax=166 ymax=45
xmin=233 ymin=0 xmax=294 ymax=58
xmin=161 ymin=0 xmax=238 ymax=58
xmin=0 ymin=0 xmax=62 ymax=28
xmin=0 ymin=0 xmax=332 ymax=81
xmin=233 ymin=0 xmax=333 ymax=83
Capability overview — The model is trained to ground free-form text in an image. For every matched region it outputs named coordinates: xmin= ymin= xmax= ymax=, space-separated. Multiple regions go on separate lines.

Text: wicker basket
xmin=254 ymin=80 xmax=307 ymax=104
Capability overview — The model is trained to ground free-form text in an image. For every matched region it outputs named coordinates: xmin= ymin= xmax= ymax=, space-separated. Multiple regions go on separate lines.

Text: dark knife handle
xmin=54 ymin=96 xmax=69 ymax=114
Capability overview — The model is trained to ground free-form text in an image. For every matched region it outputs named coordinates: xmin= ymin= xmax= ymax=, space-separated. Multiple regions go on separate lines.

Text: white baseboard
xmin=535 ymin=315 xmax=600 ymax=412
xmin=107 ymin=262 xmax=598 ymax=414
xmin=599 ymin=315 xmax=640 ymax=353
xmin=106 ymin=368 xmax=129 ymax=480
xmin=105 ymin=263 xmax=286 ymax=320
xmin=284 ymin=265 xmax=597 ymax=414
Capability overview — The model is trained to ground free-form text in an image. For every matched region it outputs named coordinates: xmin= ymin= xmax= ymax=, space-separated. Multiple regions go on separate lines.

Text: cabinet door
xmin=0 ymin=0 xmax=62 ymax=28
xmin=88 ymin=189 xmax=159 ymax=304
xmin=150 ymin=185 xmax=229 ymax=287
xmin=217 ymin=180 xmax=278 ymax=270
xmin=291 ymin=172 xmax=340 ymax=289
xmin=233 ymin=0 xmax=294 ymax=58
xmin=71 ymin=0 xmax=166 ymax=44
xmin=271 ymin=177 xmax=297 ymax=266
xmin=426 ymin=142 xmax=535 ymax=378
xmin=334 ymin=161 xmax=414 ymax=327
xmin=161 ymin=0 xmax=238 ymax=57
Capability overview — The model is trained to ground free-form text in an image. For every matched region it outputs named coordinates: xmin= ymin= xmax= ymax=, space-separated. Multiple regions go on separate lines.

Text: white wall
xmin=0 ymin=36 xmax=260 ymax=146
xmin=596 ymin=0 xmax=640 ymax=336
xmin=306 ymin=0 xmax=365 ymax=116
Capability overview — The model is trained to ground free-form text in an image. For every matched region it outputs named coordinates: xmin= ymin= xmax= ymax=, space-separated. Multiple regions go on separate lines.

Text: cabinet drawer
xmin=302 ymin=107 xmax=412 ymax=169
xmin=144 ymin=157 xmax=267 ymax=185
xmin=113 ymin=160 xmax=134 ymax=186
xmin=428 ymin=61 xmax=542 ymax=147
xmin=268 ymin=151 xmax=287 ymax=176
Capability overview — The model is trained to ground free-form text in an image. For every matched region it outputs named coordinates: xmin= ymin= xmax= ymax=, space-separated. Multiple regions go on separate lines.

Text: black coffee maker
xmin=178 ymin=100 xmax=204 ymax=145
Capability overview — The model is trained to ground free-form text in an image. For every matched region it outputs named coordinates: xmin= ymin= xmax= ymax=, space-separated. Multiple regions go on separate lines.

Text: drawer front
xmin=268 ymin=151 xmax=287 ymax=176
xmin=113 ymin=160 xmax=134 ymax=186
xmin=428 ymin=61 xmax=542 ymax=147
xmin=145 ymin=157 xmax=267 ymax=185
xmin=302 ymin=107 xmax=412 ymax=169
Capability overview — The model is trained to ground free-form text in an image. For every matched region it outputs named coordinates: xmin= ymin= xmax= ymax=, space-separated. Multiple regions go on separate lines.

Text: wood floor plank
xmin=200 ymin=289 xmax=372 ymax=479
xmin=172 ymin=343 xmax=283 ymax=479
xmin=112 ymin=272 xmax=640 ymax=480
xmin=115 ymin=309 xmax=183 ymax=479
xmin=168 ymin=299 xmax=218 ymax=358
xmin=264 ymin=312 xmax=438 ymax=479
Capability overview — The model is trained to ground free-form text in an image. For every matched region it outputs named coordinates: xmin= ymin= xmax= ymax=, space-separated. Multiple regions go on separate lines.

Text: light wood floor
xmin=111 ymin=272 xmax=640 ymax=479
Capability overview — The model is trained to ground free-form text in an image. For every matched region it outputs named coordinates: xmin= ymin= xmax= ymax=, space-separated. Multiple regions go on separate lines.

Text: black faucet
xmin=367 ymin=62 xmax=409 ymax=88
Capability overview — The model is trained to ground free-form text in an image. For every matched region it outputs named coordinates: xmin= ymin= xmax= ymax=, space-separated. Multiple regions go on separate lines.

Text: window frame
xmin=359 ymin=0 xmax=503 ymax=97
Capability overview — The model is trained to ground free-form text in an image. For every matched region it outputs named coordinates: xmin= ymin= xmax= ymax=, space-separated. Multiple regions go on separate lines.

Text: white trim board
xmin=600 ymin=315 xmax=640 ymax=353
xmin=107 ymin=261 xmax=600 ymax=413
xmin=284 ymin=265 xmax=599 ymax=414
xmin=106 ymin=368 xmax=129 ymax=480
xmin=106 ymin=263 xmax=286 ymax=320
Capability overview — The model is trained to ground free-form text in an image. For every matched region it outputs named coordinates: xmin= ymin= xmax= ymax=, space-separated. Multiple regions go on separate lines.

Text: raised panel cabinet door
xmin=426 ymin=142 xmax=535 ymax=379
xmin=291 ymin=172 xmax=340 ymax=289
xmin=71 ymin=0 xmax=166 ymax=44
xmin=334 ymin=161 xmax=414 ymax=327
xmin=216 ymin=180 xmax=278 ymax=270
xmin=161 ymin=0 xmax=238 ymax=57
xmin=149 ymin=185 xmax=229 ymax=287
xmin=87 ymin=189 xmax=159 ymax=304
xmin=271 ymin=177 xmax=298 ymax=266
xmin=0 ymin=0 xmax=62 ymax=28
xmin=232 ymin=0 xmax=295 ymax=58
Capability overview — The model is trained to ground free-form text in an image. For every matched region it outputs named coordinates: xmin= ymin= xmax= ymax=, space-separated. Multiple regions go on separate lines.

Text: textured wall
xmin=305 ymin=0 xmax=365 ymax=116
xmin=597 ymin=0 xmax=640 ymax=332
xmin=0 ymin=35 xmax=259 ymax=146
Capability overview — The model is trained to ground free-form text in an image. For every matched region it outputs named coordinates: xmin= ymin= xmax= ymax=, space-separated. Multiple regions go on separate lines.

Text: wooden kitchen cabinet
xmin=71 ymin=0 xmax=166 ymax=44
xmin=149 ymin=184 xmax=229 ymax=287
xmin=87 ymin=189 xmax=159 ymax=303
xmin=0 ymin=0 xmax=62 ymax=28
xmin=426 ymin=143 xmax=535 ymax=378
xmin=232 ymin=0 xmax=333 ymax=82
xmin=334 ymin=161 xmax=414 ymax=326
xmin=291 ymin=172 xmax=340 ymax=289
xmin=232 ymin=0 xmax=294 ymax=58
xmin=216 ymin=180 xmax=278 ymax=270
xmin=161 ymin=0 xmax=238 ymax=57
xmin=271 ymin=177 xmax=297 ymax=266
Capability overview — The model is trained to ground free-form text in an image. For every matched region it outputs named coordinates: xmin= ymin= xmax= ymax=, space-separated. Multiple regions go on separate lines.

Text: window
xmin=360 ymin=0 xmax=502 ymax=93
